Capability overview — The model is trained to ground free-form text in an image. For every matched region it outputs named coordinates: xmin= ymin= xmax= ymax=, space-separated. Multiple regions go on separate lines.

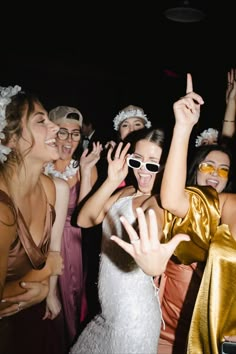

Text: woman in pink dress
xmin=44 ymin=105 xmax=102 ymax=350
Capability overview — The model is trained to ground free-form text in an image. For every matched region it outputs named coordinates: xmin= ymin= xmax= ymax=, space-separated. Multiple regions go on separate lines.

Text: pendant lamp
xmin=164 ymin=0 xmax=206 ymax=23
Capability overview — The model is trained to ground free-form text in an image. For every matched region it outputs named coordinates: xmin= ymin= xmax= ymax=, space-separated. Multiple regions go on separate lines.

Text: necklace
xmin=44 ymin=159 xmax=79 ymax=181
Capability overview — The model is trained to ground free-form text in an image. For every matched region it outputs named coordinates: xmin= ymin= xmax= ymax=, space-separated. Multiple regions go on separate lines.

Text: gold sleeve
xmin=163 ymin=186 xmax=220 ymax=264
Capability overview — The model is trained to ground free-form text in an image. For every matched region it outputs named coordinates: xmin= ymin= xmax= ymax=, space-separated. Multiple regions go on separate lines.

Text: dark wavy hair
xmin=187 ymin=144 xmax=234 ymax=192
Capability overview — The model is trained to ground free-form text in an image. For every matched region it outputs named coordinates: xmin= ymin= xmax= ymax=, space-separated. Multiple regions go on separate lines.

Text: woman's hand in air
xmin=111 ymin=207 xmax=190 ymax=276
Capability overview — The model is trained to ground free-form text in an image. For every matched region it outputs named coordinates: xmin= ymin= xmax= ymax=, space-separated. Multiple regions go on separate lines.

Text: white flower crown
xmin=0 ymin=85 xmax=21 ymax=163
xmin=113 ymin=108 xmax=152 ymax=131
xmin=195 ymin=128 xmax=219 ymax=147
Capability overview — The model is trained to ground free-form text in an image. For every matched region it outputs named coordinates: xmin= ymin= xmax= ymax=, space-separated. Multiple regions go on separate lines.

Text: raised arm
xmin=78 ymin=141 xmax=103 ymax=202
xmin=160 ymin=73 xmax=204 ymax=217
xmin=77 ymin=142 xmax=130 ymax=227
xmin=222 ymin=68 xmax=236 ymax=137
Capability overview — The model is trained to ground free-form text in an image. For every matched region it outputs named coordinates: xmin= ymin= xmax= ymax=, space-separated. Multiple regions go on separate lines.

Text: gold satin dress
xmin=163 ymin=186 xmax=236 ymax=354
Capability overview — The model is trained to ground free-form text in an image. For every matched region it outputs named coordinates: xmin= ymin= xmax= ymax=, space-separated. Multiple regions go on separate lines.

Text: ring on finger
xmin=131 ymin=238 xmax=140 ymax=245
xmin=17 ymin=303 xmax=22 ymax=312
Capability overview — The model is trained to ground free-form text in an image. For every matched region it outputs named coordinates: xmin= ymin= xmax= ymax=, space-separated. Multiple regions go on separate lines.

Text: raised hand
xmin=104 ymin=140 xmax=116 ymax=150
xmin=80 ymin=141 xmax=103 ymax=171
xmin=173 ymin=73 xmax=204 ymax=128
xmin=110 ymin=207 xmax=190 ymax=276
xmin=106 ymin=142 xmax=130 ymax=184
xmin=226 ymin=68 xmax=236 ymax=105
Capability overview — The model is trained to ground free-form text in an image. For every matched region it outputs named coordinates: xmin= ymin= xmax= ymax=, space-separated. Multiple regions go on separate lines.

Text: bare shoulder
xmin=0 ymin=199 xmax=17 ymax=227
xmin=219 ymin=192 xmax=236 ymax=213
xmin=220 ymin=193 xmax=236 ymax=238
xmin=0 ymin=186 xmax=17 ymax=227
xmin=0 ymin=191 xmax=17 ymax=249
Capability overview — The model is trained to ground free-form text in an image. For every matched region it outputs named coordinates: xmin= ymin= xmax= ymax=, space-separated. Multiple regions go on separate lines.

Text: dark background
xmin=2 ymin=2 xmax=236 ymax=142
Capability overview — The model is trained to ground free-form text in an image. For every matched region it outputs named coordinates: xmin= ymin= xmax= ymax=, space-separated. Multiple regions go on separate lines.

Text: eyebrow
xmin=204 ymin=160 xmax=230 ymax=167
xmin=133 ymin=153 xmax=159 ymax=161
xmin=122 ymin=118 xmax=143 ymax=124
xmin=59 ymin=128 xmax=81 ymax=132
xmin=33 ymin=111 xmax=46 ymax=117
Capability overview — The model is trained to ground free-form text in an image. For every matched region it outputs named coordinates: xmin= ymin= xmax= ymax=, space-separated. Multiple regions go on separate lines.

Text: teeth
xmin=139 ymin=174 xmax=151 ymax=179
xmin=45 ymin=138 xmax=56 ymax=144
xmin=207 ymin=179 xmax=218 ymax=186
xmin=139 ymin=174 xmax=150 ymax=178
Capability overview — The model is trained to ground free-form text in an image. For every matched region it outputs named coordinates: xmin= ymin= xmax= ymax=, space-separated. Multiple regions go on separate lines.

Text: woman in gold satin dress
xmin=157 ymin=142 xmax=234 ymax=354
xmin=160 ymin=73 xmax=236 ymax=354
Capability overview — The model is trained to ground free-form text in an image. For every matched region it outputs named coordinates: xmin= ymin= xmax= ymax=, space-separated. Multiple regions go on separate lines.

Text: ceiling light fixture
xmin=164 ymin=0 xmax=206 ymax=23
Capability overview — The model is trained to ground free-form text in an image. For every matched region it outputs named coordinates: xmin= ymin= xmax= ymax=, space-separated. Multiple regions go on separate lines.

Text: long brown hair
xmin=0 ymin=91 xmax=44 ymax=177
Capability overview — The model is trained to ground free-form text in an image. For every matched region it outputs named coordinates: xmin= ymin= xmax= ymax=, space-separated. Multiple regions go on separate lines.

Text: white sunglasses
xmin=127 ymin=156 xmax=160 ymax=173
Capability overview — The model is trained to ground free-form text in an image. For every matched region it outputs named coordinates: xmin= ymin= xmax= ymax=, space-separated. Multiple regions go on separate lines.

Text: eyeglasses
xmin=198 ymin=162 xmax=229 ymax=178
xmin=57 ymin=128 xmax=81 ymax=142
xmin=127 ymin=156 xmax=160 ymax=173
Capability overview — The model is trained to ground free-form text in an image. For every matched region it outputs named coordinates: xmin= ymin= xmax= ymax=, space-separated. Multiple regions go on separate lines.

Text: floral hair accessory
xmin=195 ymin=128 xmax=219 ymax=147
xmin=113 ymin=107 xmax=152 ymax=131
xmin=0 ymin=85 xmax=21 ymax=162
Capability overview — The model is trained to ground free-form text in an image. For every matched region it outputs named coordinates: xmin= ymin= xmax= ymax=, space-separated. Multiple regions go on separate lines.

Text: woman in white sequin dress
xmin=70 ymin=128 xmax=189 ymax=354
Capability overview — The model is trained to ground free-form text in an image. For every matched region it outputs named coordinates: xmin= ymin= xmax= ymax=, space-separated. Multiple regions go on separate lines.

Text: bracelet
xmin=223 ymin=120 xmax=235 ymax=122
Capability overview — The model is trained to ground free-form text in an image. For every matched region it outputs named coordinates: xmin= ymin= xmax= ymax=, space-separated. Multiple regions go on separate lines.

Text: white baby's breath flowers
xmin=0 ymin=85 xmax=21 ymax=163
xmin=195 ymin=128 xmax=219 ymax=147
xmin=44 ymin=160 xmax=79 ymax=181
xmin=113 ymin=108 xmax=152 ymax=131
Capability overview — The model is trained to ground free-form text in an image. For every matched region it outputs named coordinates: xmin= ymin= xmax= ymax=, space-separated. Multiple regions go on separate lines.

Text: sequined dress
xmin=70 ymin=196 xmax=161 ymax=354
